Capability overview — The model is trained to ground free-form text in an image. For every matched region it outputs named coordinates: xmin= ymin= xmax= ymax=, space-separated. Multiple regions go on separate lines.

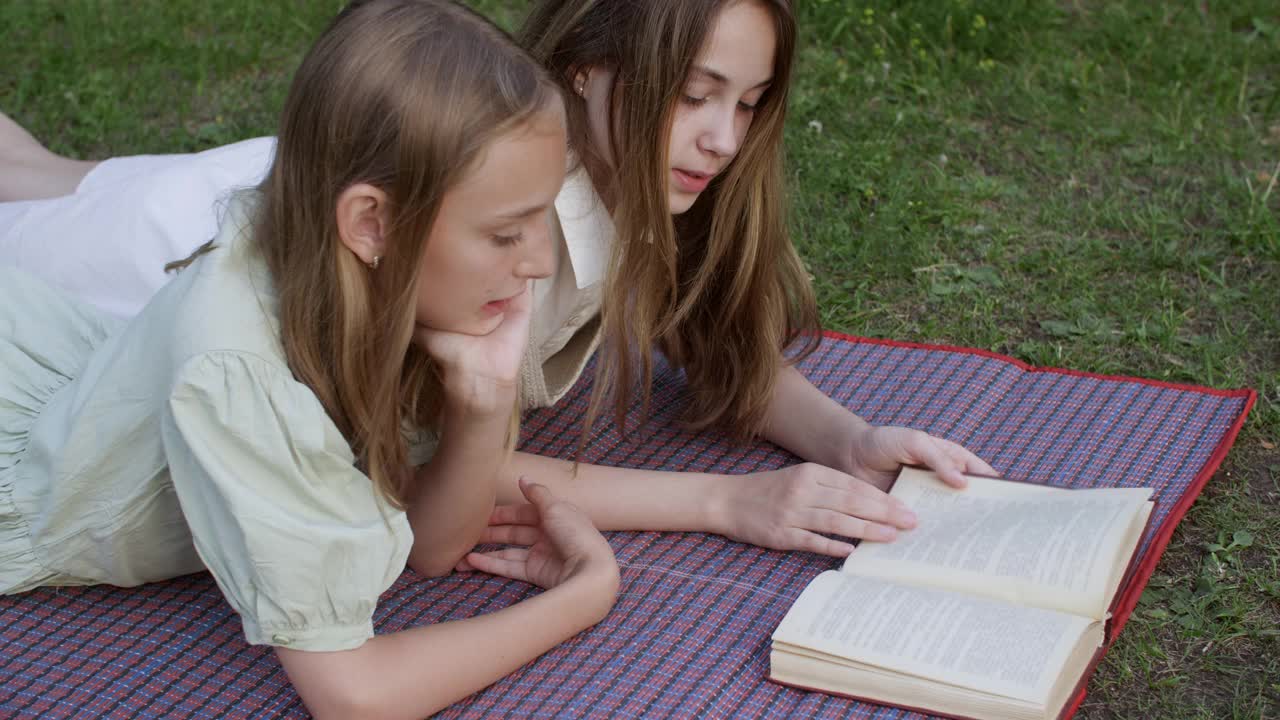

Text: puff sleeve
xmin=161 ymin=350 xmax=412 ymax=651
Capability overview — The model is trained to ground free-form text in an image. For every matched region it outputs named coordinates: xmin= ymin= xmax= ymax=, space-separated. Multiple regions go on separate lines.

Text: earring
xmin=370 ymin=255 xmax=382 ymax=270
xmin=574 ymin=72 xmax=588 ymax=97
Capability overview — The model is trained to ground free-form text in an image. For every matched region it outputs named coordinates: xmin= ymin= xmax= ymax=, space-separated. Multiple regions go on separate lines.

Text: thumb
xmin=518 ymin=476 xmax=554 ymax=508
xmin=518 ymin=477 xmax=603 ymax=550
xmin=909 ymin=434 xmax=968 ymax=489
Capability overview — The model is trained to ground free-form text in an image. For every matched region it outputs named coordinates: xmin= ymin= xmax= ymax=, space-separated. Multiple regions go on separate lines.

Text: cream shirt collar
xmin=554 ymin=164 xmax=614 ymax=289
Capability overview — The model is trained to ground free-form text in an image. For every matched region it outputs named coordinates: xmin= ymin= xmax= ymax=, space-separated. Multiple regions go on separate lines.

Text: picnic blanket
xmin=0 ymin=331 xmax=1254 ymax=719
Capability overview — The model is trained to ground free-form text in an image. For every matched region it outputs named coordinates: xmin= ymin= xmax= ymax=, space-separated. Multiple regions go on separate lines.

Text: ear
xmin=570 ymin=63 xmax=612 ymax=98
xmin=571 ymin=67 xmax=589 ymax=97
xmin=335 ymin=183 xmax=390 ymax=267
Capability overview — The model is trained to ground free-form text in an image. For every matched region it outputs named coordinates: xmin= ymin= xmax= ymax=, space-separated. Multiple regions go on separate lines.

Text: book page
xmin=772 ymin=571 xmax=1097 ymax=704
xmin=843 ymin=468 xmax=1153 ymax=618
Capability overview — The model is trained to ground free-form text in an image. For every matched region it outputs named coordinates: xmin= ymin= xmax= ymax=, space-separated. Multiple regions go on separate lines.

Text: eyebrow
xmin=493 ymin=203 xmax=549 ymax=221
xmin=691 ymin=65 xmax=773 ymax=90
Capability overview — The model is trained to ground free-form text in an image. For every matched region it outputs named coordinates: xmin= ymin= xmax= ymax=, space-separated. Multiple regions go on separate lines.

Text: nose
xmin=699 ymin=104 xmax=743 ymax=159
xmin=516 ymin=215 xmax=556 ymax=280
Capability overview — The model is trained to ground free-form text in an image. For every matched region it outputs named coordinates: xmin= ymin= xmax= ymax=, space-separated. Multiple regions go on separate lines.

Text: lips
xmin=482 ymin=287 xmax=526 ymax=316
xmin=672 ymin=168 xmax=715 ymax=193
xmin=482 ymin=299 xmax=510 ymax=316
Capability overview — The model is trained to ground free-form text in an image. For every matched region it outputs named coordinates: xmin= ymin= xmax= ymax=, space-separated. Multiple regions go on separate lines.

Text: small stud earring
xmin=370 ymin=255 xmax=382 ymax=270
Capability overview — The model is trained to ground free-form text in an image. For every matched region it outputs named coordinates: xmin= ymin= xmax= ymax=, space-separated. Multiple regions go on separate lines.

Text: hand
xmin=457 ymin=478 xmax=619 ymax=620
xmin=842 ymin=424 xmax=996 ymax=491
xmin=414 ymin=283 xmax=533 ymax=413
xmin=716 ymin=463 xmax=921 ymax=557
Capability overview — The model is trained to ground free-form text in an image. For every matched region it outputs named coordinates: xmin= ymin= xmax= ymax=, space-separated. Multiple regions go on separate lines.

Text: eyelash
xmin=491 ymin=232 xmax=522 ymax=247
xmin=682 ymin=95 xmax=759 ymax=112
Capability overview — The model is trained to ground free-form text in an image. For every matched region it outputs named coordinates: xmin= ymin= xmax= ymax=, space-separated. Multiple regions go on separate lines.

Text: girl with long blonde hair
xmin=0 ymin=2 xmax=618 ymax=717
xmin=0 ymin=0 xmax=993 ymax=560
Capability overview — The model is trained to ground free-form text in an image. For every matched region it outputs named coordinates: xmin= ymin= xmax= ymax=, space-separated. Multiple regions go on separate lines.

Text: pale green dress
xmin=0 ymin=195 xmax=412 ymax=652
xmin=0 ymin=170 xmax=613 ymax=652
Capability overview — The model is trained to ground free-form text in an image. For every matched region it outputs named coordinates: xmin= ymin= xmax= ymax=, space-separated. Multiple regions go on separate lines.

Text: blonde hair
xmin=198 ymin=0 xmax=560 ymax=507
xmin=521 ymin=0 xmax=820 ymax=441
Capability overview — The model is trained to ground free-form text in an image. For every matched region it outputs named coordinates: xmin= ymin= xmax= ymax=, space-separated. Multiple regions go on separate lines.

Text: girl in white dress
xmin=0 ymin=2 xmax=618 ymax=717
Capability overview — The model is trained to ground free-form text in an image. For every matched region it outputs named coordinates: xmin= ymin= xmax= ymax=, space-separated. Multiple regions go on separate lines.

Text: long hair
xmin=520 ymin=0 xmax=820 ymax=442
xmin=245 ymin=0 xmax=559 ymax=507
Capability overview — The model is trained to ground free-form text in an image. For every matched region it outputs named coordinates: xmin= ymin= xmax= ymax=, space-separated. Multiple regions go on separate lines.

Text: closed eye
xmin=491 ymin=232 xmax=523 ymax=247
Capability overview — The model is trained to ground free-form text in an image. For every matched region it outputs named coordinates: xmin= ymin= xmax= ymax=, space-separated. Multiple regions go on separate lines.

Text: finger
xmin=821 ymin=476 xmax=918 ymax=528
xmin=489 ymin=502 xmax=540 ymax=526
xmin=519 ymin=476 xmax=556 ymax=506
xmin=807 ymin=508 xmax=901 ymax=543
xmin=476 ymin=524 xmax=543 ymax=546
xmin=905 ymin=434 xmax=969 ymax=489
xmin=944 ymin=440 xmax=998 ymax=477
xmin=537 ymin=505 xmax=612 ymax=559
xmin=788 ymin=529 xmax=858 ymax=558
xmin=463 ymin=549 xmax=532 ymax=583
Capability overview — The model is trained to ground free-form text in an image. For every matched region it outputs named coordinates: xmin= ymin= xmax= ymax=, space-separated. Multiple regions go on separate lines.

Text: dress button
xmin=271 ymin=634 xmax=293 ymax=645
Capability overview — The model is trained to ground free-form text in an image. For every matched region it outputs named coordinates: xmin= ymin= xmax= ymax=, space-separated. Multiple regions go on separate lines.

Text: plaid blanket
xmin=0 ymin=332 xmax=1253 ymax=719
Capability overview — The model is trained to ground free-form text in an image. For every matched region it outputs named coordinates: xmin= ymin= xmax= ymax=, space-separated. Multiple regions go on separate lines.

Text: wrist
xmin=442 ymin=374 xmax=518 ymax=418
xmin=558 ymin=564 xmax=619 ymax=626
xmin=701 ymin=474 xmax=738 ymax=538
xmin=820 ymin=412 xmax=871 ymax=473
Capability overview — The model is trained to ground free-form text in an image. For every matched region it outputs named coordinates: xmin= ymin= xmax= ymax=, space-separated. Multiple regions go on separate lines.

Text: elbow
xmin=295 ymin=669 xmax=400 ymax=720
xmin=307 ymin=691 xmax=389 ymax=720
xmin=408 ymin=546 xmax=467 ymax=578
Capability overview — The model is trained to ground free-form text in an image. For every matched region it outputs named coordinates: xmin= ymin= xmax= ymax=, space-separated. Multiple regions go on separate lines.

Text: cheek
xmin=412 ymin=267 xmax=451 ymax=328
xmin=667 ymin=110 xmax=698 ymax=159
xmin=412 ymin=240 xmax=471 ymax=326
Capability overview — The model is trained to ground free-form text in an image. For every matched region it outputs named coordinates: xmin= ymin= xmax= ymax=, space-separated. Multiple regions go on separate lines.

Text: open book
xmin=769 ymin=466 xmax=1154 ymax=720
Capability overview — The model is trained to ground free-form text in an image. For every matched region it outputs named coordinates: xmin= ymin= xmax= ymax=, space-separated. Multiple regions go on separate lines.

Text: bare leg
xmin=0 ymin=111 xmax=100 ymax=201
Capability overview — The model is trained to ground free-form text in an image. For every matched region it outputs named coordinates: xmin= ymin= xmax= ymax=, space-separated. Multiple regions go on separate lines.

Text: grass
xmin=3 ymin=0 xmax=1277 ymax=716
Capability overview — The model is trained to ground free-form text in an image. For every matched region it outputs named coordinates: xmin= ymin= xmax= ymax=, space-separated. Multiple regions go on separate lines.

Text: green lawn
xmin=4 ymin=0 xmax=1277 ymax=717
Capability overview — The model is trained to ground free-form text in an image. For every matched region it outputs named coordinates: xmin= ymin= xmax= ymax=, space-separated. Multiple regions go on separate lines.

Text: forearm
xmin=279 ymin=578 xmax=611 ymax=720
xmin=407 ymin=401 xmax=513 ymax=575
xmin=501 ymin=451 xmax=730 ymax=534
xmin=761 ymin=364 xmax=867 ymax=469
xmin=499 ymin=366 xmax=868 ymax=536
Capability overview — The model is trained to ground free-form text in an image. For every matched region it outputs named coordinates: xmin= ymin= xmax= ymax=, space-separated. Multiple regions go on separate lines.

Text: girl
xmin=0 ymin=0 xmax=995 ymax=560
xmin=0 ymin=2 xmax=618 ymax=719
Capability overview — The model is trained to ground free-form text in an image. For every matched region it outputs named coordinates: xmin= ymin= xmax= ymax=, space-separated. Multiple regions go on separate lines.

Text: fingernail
xmin=897 ymin=508 xmax=918 ymax=528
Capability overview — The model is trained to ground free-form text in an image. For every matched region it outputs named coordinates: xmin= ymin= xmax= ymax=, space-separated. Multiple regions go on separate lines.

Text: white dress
xmin=0 ymin=138 xmax=276 ymax=318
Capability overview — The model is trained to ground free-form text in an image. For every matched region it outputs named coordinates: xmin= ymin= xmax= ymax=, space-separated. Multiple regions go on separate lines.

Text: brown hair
xmin=521 ymin=0 xmax=820 ymax=441
xmin=176 ymin=0 xmax=561 ymax=507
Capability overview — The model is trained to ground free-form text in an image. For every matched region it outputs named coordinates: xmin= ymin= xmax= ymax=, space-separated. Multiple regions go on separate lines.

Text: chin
xmin=424 ymin=314 xmax=504 ymax=337
xmin=472 ymin=313 xmax=505 ymax=336
xmin=668 ymin=191 xmax=698 ymax=215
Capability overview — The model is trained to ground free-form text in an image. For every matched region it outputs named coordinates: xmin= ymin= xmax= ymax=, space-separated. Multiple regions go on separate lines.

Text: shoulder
xmin=161 ymin=194 xmax=290 ymax=369
xmin=169 ymin=350 xmax=338 ymax=453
